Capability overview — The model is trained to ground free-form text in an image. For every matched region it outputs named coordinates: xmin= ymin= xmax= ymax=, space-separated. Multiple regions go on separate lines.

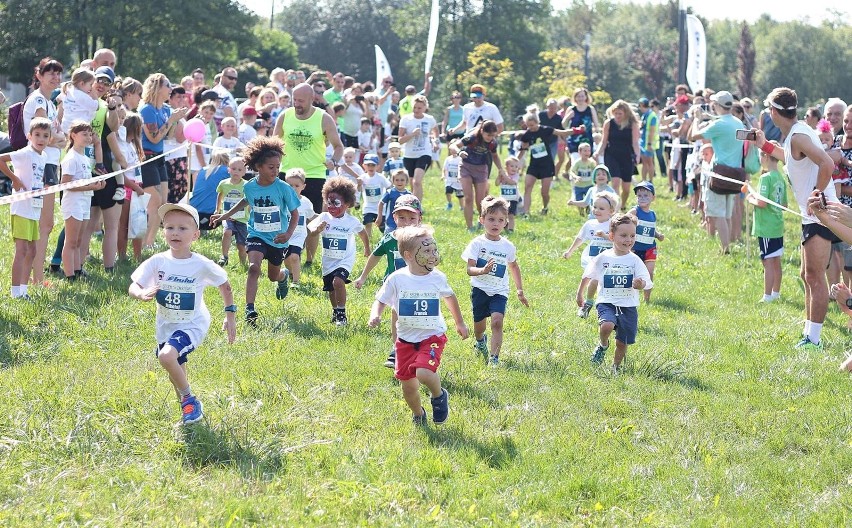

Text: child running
xmin=442 ymin=145 xmax=464 ymax=211
xmin=567 ymin=164 xmax=615 ymax=219
xmin=563 ymin=191 xmax=620 ymax=318
xmin=211 ymin=136 xmax=300 ymax=326
xmin=129 ymin=203 xmax=236 ymax=425
xmin=497 ymin=156 xmax=522 ymax=233
xmin=581 ymin=213 xmax=653 ymax=370
xmin=215 ymin=156 xmax=249 ymax=267
xmin=369 ymin=225 xmax=469 ymax=425
xmin=359 ymin=153 xmax=390 ymax=240
xmin=60 ymin=121 xmax=106 ymax=280
xmin=462 ymin=196 xmax=529 ymax=365
xmin=569 ymin=143 xmax=598 ymax=216
xmin=383 ymin=141 xmax=405 ymax=179
xmin=354 ymin=194 xmax=423 ymax=368
xmin=0 ymin=118 xmax=50 ymax=299
xmin=377 ymin=169 xmax=412 ymax=233
xmin=283 ymin=168 xmax=318 ymax=289
xmin=746 ymin=149 xmax=786 ymax=302
xmin=308 ymin=176 xmax=370 ymax=326
xmin=628 ymin=181 xmax=665 ymax=302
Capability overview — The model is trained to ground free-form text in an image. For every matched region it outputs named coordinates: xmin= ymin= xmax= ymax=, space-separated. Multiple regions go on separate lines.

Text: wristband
xmin=760 ymin=142 xmax=774 ymax=155
xmin=224 ymin=304 xmax=238 ymax=313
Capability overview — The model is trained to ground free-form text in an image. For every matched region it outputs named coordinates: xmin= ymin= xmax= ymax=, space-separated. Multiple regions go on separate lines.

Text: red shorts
xmin=632 ymin=246 xmax=657 ymax=262
xmin=394 ymin=333 xmax=447 ymax=381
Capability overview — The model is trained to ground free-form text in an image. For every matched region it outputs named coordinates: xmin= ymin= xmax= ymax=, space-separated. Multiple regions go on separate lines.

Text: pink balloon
xmin=183 ymin=118 xmax=206 ymax=143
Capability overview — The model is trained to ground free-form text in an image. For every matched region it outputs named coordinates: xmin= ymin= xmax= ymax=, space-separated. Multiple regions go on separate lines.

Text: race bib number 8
xmin=398 ymin=290 xmax=441 ymax=329
xmin=476 ymin=257 xmax=507 ymax=282
xmin=252 ymin=205 xmax=281 ymax=233
xmin=156 ymin=280 xmax=197 ymax=323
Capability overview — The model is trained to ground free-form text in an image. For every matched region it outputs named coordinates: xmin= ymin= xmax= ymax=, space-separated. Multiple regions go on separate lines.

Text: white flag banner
xmin=375 ymin=45 xmax=392 ymax=89
xmin=424 ymin=0 xmax=440 ymax=74
xmin=685 ymin=14 xmax=706 ymax=92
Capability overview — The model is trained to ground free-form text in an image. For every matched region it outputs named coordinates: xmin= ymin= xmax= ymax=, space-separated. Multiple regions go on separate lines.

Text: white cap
xmin=158 ymin=202 xmax=200 ymax=228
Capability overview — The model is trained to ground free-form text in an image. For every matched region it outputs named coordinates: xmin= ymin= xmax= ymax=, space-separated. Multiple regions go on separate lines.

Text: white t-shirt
xmin=399 ymin=113 xmax=437 ymax=158
xmin=164 ymin=119 xmax=188 ymax=161
xmin=583 ymin=249 xmax=652 ymax=307
xmin=212 ymin=84 xmax=237 ymax=122
xmin=60 ymin=149 xmax=94 ymax=218
xmin=499 ymin=172 xmax=520 ymax=202
xmin=9 ymin=146 xmax=46 ymax=220
xmin=577 ymin=218 xmax=612 ymax=268
xmin=23 ymin=91 xmax=60 ymax=165
xmin=461 ymin=235 xmax=517 ymax=297
xmin=360 ymin=173 xmax=390 ymax=215
xmin=462 ymin=101 xmax=504 ymax=133
xmin=131 ymin=252 xmax=228 ymax=346
xmin=60 ymin=86 xmax=99 ymax=134
xmin=213 ymin=136 xmax=246 ymax=152
xmin=238 ymin=123 xmax=257 ymax=145
xmin=357 ymin=129 xmax=375 ymax=153
xmin=784 ymin=121 xmax=838 ymax=225
xmin=290 ymin=196 xmax=318 ymax=249
xmin=443 ymin=156 xmax=461 ymax=189
xmin=116 ymin=127 xmax=142 ymax=181
xmin=376 ymin=267 xmax=454 ymax=343
xmin=308 ymin=212 xmax=364 ymax=275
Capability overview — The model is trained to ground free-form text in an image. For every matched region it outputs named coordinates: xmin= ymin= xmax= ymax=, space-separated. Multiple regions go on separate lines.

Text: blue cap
xmin=638 ymin=97 xmax=649 ymax=106
xmin=633 ymin=181 xmax=655 ymax=195
xmin=94 ymin=66 xmax=115 ymax=83
xmin=363 ymin=154 xmax=379 ymax=165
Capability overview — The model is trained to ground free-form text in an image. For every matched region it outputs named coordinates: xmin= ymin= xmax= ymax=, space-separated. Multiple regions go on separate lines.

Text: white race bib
xmin=500 ymin=185 xmax=519 ymax=201
xmin=636 ymin=219 xmax=656 ymax=246
xmin=322 ymin=233 xmax=348 ymax=259
xmin=602 ymin=264 xmax=634 ymax=299
xmin=252 ymin=205 xmax=281 ymax=233
xmin=398 ymin=289 xmax=441 ymax=329
xmin=530 ymin=141 xmax=547 ymax=159
xmin=156 ymin=280 xmax=196 ymax=323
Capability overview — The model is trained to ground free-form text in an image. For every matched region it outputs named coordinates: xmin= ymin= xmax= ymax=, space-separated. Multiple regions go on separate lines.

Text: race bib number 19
xmin=398 ymin=290 xmax=441 ymax=329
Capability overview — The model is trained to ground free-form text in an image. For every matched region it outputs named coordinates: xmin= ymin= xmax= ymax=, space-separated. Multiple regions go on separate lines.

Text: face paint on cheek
xmin=414 ymin=238 xmax=439 ymax=270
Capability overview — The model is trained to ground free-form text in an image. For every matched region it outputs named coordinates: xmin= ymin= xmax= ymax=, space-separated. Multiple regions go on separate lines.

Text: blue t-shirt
xmin=631 ymin=207 xmax=657 ymax=251
xmin=189 ymin=165 xmax=230 ymax=214
xmin=243 ymin=178 xmax=300 ymax=248
xmin=702 ymin=114 xmax=745 ymax=168
xmin=381 ymin=188 xmax=411 ymax=230
xmin=139 ymin=103 xmax=172 ymax=153
xmin=383 ymin=157 xmax=405 ymax=178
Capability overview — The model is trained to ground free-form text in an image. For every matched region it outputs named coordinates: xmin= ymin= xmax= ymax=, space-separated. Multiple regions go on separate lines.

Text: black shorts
xmin=404 ymin=155 xmax=432 ymax=178
xmin=445 ymin=185 xmax=464 ymax=197
xmin=801 ymin=223 xmax=840 ymax=245
xmin=363 ymin=212 xmax=378 ymax=225
xmin=508 ymin=200 xmax=518 ymax=215
xmin=341 ymin=133 xmax=359 ymax=148
xmin=284 ymin=244 xmax=303 ymax=258
xmin=44 ymin=163 xmax=59 ymax=186
xmin=197 ymin=211 xmax=218 ymax=231
xmin=526 ymin=162 xmax=555 ymax=180
xmin=246 ymin=237 xmax=286 ymax=266
xmin=90 ymin=175 xmax=119 ymax=210
xmin=301 ymin=177 xmax=325 ymax=214
xmin=604 ymin=152 xmax=634 ymax=182
xmin=322 ymin=267 xmax=351 ymax=291
xmin=758 ymin=237 xmax=784 ymax=260
xmin=141 ymin=152 xmax=168 ymax=188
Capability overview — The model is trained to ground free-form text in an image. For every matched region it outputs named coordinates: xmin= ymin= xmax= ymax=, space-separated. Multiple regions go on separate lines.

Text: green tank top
xmin=280 ymin=107 xmax=327 ymax=179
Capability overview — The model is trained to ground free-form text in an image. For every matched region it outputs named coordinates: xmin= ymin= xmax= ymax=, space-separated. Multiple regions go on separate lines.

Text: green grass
xmin=2 ymin=167 xmax=852 ymax=526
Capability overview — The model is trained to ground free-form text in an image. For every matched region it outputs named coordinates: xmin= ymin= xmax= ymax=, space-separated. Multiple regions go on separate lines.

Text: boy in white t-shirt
xmin=357 ymin=116 xmax=375 ymax=160
xmin=284 ymin=168 xmax=318 ymax=288
xmin=308 ymin=176 xmax=370 ymax=326
xmin=213 ymin=117 xmax=247 ymax=153
xmin=238 ymin=107 xmax=259 ymax=145
xmin=0 ymin=118 xmax=50 ymax=299
xmin=462 ymin=196 xmax=528 ymax=366
xmin=359 ymin=154 xmax=390 ymax=240
xmin=580 ymin=214 xmax=653 ymax=370
xmin=442 ymin=146 xmax=464 ymax=211
xmin=369 ymin=225 xmax=469 ymax=425
xmin=129 ymin=203 xmax=237 ymax=425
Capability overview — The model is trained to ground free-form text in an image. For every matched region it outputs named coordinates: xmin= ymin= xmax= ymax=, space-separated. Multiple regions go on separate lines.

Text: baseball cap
xmin=388 ymin=141 xmax=402 ymax=150
xmin=633 ymin=181 xmax=655 ymax=195
xmin=710 ymin=90 xmax=734 ymax=109
xmin=675 ymin=94 xmax=691 ymax=105
xmin=158 ymin=203 xmax=200 ymax=228
xmin=363 ymin=154 xmax=379 ymax=165
xmin=94 ymin=66 xmax=115 ymax=83
xmin=242 ymin=106 xmax=258 ymax=116
xmin=201 ymin=89 xmax=221 ymax=101
xmin=638 ymin=97 xmax=650 ymax=106
xmin=470 ymin=84 xmax=486 ymax=97
xmin=393 ymin=194 xmax=422 ymax=214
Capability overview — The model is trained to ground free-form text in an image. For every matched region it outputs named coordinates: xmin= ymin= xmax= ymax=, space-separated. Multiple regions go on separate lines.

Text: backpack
xmin=7 ymin=101 xmax=27 ymax=150
xmin=743 ymin=140 xmax=760 ymax=174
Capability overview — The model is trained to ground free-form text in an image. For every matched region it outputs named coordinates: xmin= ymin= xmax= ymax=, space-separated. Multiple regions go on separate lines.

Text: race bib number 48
xmin=156 ymin=280 xmax=197 ymax=323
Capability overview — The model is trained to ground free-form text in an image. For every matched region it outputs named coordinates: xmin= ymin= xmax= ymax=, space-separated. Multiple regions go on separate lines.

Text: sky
xmin=240 ymin=0 xmax=845 ymax=26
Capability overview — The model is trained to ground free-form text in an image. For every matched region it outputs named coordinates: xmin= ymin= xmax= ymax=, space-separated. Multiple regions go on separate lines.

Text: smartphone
xmin=736 ymin=129 xmax=757 ymax=141
xmin=819 ymin=191 xmax=827 ymax=208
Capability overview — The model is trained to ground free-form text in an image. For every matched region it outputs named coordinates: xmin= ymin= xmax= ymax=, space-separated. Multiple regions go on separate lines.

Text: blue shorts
xmin=224 ymin=220 xmax=248 ymax=246
xmin=156 ymin=330 xmax=196 ymax=365
xmin=573 ymin=185 xmax=592 ymax=202
xmin=596 ymin=303 xmax=639 ymax=345
xmin=246 ymin=237 xmax=285 ymax=266
xmin=363 ymin=212 xmax=378 ymax=225
xmin=471 ymin=286 xmax=508 ymax=323
xmin=758 ymin=237 xmax=784 ymax=260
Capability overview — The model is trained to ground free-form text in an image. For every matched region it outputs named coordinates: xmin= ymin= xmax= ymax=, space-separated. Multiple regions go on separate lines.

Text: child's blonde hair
xmin=199 ymin=100 xmax=217 ymax=115
xmin=504 ymin=155 xmax=520 ymax=167
xmin=208 ymin=151 xmax=230 ymax=171
xmin=285 ymin=167 xmax=306 ymax=183
xmin=481 ymin=195 xmax=509 ymax=217
xmin=123 ymin=113 xmax=144 ymax=161
xmin=221 ymin=116 xmax=237 ymax=128
xmin=63 ymin=68 xmax=95 ymax=95
xmin=595 ymin=191 xmax=620 ymax=212
xmin=343 ymin=146 xmax=358 ymax=157
xmin=229 ymin=155 xmax=245 ymax=168
xmin=396 ymin=225 xmax=435 ymax=256
xmin=391 ymin=169 xmax=409 ymax=184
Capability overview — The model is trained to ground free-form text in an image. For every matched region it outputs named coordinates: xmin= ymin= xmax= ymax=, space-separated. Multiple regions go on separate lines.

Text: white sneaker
xmin=112 ymin=186 xmax=126 ymax=202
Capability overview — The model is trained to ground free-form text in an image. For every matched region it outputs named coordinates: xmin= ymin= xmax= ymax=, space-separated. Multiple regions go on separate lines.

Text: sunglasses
xmin=225 ymin=75 xmax=238 ymax=81
xmin=451 ymin=96 xmax=461 ymax=99
xmin=96 ymin=79 xmax=111 ymax=85
xmin=325 ymin=199 xmax=343 ymax=208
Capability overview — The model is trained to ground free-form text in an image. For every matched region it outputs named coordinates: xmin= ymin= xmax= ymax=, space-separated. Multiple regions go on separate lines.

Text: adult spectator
xmin=517 ymin=112 xmax=575 ymax=216
xmin=757 ymin=96 xmax=782 ymax=143
xmin=451 ymin=84 xmax=505 ymax=136
xmin=825 ymin=98 xmax=846 ymax=137
xmin=826 ymin=106 xmax=852 ymax=289
xmin=740 ymin=97 xmax=758 ymax=128
xmin=324 ymin=72 xmax=345 ymax=107
xmin=310 ymin=79 xmax=329 ymax=112
xmin=538 ymin=98 xmax=563 ymax=168
xmin=804 ymin=106 xmax=822 ymax=129
xmin=139 ymin=73 xmax=188 ymax=248
xmin=398 ymin=95 xmax=438 ymax=201
xmin=754 ymin=87 xmax=838 ymax=350
xmin=441 ymin=91 xmax=464 ymax=142
xmin=340 ymin=83 xmax=371 ymax=148
xmin=637 ymin=97 xmax=659 ymax=182
xmin=212 ymin=66 xmax=239 ymax=129
xmin=191 ymin=68 xmax=205 ymax=89
xmin=274 ymin=83 xmax=344 ymax=264
xmin=594 ymin=99 xmax=640 ymax=211
xmin=687 ymin=90 xmax=745 ymax=254
xmin=24 ymin=57 xmax=65 ymax=282
xmin=164 ymin=87 xmax=188 ymax=203
xmin=562 ymin=88 xmax=599 ymax=168
xmin=92 ymin=48 xmax=116 ymax=70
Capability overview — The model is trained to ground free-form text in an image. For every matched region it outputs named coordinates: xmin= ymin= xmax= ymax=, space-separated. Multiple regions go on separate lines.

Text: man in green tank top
xmin=274 ymin=83 xmax=343 ymax=264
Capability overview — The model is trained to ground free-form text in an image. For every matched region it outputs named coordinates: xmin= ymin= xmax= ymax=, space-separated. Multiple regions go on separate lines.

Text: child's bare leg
xmin=644 ymin=261 xmax=656 ymax=301
xmin=32 ymin=193 xmax=56 ymax=283
xmin=221 ymin=229 xmax=233 ymax=259
xmin=769 ymin=256 xmax=782 ymax=294
xmin=490 ymin=312 xmax=505 ymax=357
xmin=158 ymin=346 xmax=190 ymax=398
xmin=599 ymin=321 xmax=614 ymax=347
xmin=507 ymin=214 xmax=515 ymax=231
xmin=332 ymin=276 xmax=347 ymax=308
xmin=364 ymin=223 xmax=372 ymax=241
xmin=284 ymin=253 xmax=300 ymax=283
xmin=474 ymin=318 xmax=488 ymax=342
xmin=245 ymin=252 xmax=264 ymax=305
xmin=415 ymin=368 xmax=441 ymax=398
xmin=613 ymin=340 xmax=628 ymax=367
xmin=762 ymin=259 xmax=772 ymax=296
xmin=237 ymin=244 xmax=247 ymax=266
xmin=12 ymin=239 xmax=32 ymax=287
xmin=401 ymin=378 xmax=423 ymax=415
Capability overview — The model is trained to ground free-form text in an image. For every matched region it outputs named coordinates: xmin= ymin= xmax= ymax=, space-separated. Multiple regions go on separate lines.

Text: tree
xmin=736 ymin=23 xmax=756 ymax=98
xmin=455 ymin=43 xmax=517 ymax=117
xmin=0 ymin=0 xmax=74 ymax=85
xmin=249 ymin=27 xmax=299 ymax=73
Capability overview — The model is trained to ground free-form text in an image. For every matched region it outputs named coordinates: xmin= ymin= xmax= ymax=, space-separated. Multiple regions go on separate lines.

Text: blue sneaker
xmin=431 ymin=388 xmax=449 ymax=424
xmin=591 ymin=343 xmax=608 ymax=365
xmin=445 ymin=203 xmax=452 ymax=210
xmin=795 ymin=336 xmax=823 ymax=351
xmin=276 ymin=269 xmax=290 ymax=300
xmin=488 ymin=355 xmax=499 ymax=367
xmin=412 ymin=407 xmax=427 ymax=426
xmin=181 ymin=396 xmax=204 ymax=424
xmin=474 ymin=334 xmax=488 ymax=358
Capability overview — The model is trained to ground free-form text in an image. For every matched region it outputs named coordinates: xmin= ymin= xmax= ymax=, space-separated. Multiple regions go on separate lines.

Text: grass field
xmin=2 ymin=164 xmax=852 ymax=526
